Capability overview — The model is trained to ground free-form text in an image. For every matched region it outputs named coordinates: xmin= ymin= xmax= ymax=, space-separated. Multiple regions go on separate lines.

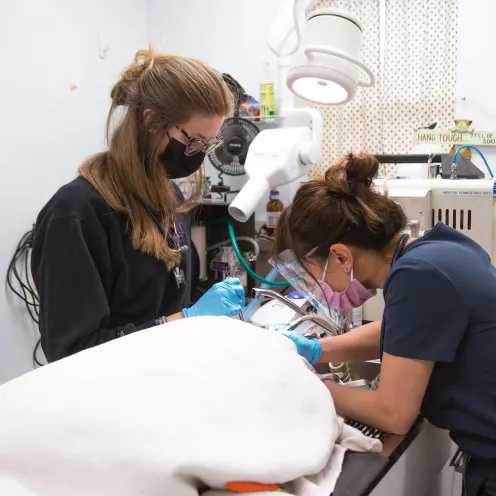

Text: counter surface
xmin=333 ymin=419 xmax=424 ymax=496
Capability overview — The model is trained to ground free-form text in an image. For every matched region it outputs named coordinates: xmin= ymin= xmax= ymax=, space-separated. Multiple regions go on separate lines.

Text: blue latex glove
xmin=278 ymin=329 xmax=322 ymax=365
xmin=183 ymin=278 xmax=245 ymax=318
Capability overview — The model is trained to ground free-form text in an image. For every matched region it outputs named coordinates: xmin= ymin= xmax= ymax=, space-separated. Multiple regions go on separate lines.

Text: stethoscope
xmin=145 ymin=206 xmax=189 ymax=288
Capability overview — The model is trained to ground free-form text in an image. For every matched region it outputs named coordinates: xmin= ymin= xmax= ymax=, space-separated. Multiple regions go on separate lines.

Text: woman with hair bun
xmin=272 ymin=153 xmax=496 ymax=495
xmin=32 ymin=47 xmax=245 ymax=363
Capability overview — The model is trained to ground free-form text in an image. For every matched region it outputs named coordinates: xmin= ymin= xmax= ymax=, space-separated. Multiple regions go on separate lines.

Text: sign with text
xmin=438 ymin=189 xmax=493 ymax=196
xmin=413 ymin=130 xmax=496 ymax=146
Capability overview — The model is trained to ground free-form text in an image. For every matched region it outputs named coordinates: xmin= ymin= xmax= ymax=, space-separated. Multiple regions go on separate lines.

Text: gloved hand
xmin=278 ymin=329 xmax=322 ymax=365
xmin=183 ymin=278 xmax=245 ymax=318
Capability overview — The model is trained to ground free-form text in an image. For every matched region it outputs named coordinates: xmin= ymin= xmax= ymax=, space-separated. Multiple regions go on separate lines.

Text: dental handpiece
xmin=225 ymin=266 xmax=245 ymax=321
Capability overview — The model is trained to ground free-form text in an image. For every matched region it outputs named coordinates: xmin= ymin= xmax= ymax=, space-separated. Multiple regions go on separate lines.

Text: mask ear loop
xmin=320 ymin=256 xmax=330 ymax=283
xmin=318 ymin=255 xmax=333 ymax=319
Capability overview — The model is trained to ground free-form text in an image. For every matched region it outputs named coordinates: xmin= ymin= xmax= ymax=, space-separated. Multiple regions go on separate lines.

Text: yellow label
xmin=260 ymin=83 xmax=275 ymax=118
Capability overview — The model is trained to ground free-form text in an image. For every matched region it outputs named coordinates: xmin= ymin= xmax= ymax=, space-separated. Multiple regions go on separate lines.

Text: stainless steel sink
xmin=314 ymin=360 xmax=381 ymax=389
xmin=319 ymin=360 xmax=387 ymax=442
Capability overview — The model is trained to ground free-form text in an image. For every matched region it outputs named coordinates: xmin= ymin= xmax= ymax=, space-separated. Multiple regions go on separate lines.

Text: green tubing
xmin=221 ymin=218 xmax=289 ymax=287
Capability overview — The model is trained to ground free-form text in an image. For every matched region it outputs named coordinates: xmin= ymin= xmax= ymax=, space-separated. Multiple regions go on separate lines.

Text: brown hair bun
xmin=273 ymin=152 xmax=406 ymax=260
xmin=324 ymin=153 xmax=379 ymax=198
xmin=110 ymin=47 xmax=158 ymax=106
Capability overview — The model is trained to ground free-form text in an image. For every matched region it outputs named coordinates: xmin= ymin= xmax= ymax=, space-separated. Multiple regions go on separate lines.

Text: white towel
xmin=202 ymin=361 xmax=382 ymax=496
xmin=0 ymin=317 xmax=380 ymax=496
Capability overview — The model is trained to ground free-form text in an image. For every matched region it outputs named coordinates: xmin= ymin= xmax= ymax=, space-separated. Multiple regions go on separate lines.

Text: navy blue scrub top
xmin=380 ymin=222 xmax=496 ymax=460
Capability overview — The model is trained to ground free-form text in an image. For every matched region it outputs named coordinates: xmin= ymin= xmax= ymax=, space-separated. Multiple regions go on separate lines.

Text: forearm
xmin=69 ymin=312 xmax=184 ymax=359
xmin=319 ymin=320 xmax=381 ymax=363
xmin=324 ymin=380 xmax=409 ymax=435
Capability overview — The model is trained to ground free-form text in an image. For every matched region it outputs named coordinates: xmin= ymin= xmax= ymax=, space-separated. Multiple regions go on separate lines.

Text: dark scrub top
xmin=380 ymin=222 xmax=496 ymax=460
xmin=31 ymin=176 xmax=191 ymax=362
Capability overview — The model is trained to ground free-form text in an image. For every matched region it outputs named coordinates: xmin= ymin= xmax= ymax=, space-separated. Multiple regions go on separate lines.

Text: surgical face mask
xmin=320 ymin=257 xmax=376 ymax=310
xmin=160 ymin=138 xmax=205 ymax=179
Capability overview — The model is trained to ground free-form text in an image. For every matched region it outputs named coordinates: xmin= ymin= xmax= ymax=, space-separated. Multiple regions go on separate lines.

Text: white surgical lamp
xmin=228 ymin=0 xmax=375 ymax=222
xmin=268 ymin=0 xmax=375 ymax=105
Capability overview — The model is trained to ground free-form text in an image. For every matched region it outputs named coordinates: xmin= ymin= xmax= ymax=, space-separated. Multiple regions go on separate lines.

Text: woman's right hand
xmin=183 ymin=278 xmax=245 ymax=318
xmin=278 ymin=329 xmax=322 ymax=365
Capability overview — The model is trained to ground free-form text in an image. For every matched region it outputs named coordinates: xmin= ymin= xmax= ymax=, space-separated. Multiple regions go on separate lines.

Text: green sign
xmin=413 ymin=129 xmax=496 ymax=146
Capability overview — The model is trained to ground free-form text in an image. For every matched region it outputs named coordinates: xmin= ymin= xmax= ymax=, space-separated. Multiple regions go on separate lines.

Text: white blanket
xmin=0 ymin=317 xmax=380 ymax=496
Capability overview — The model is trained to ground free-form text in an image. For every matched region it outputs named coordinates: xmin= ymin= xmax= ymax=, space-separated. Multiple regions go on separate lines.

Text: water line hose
xmin=452 ymin=145 xmax=493 ymax=179
xmin=220 ymin=218 xmax=289 ymax=287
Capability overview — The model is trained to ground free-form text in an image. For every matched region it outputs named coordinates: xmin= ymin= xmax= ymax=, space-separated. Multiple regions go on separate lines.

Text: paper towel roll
xmin=191 ymin=225 xmax=207 ymax=281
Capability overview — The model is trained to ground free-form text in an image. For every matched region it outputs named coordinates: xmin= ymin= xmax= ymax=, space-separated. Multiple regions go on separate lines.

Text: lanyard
xmin=144 ymin=206 xmax=188 ymax=254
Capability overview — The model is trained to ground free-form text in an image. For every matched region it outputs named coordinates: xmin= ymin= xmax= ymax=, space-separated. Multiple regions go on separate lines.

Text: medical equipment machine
xmin=363 ymin=152 xmax=496 ymax=321
xmin=228 ymin=109 xmax=323 ymax=223
xmin=228 ymin=0 xmax=375 ymax=223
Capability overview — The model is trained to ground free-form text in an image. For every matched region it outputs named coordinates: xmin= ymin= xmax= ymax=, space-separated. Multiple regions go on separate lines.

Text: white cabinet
xmin=370 ymin=423 xmax=456 ymax=496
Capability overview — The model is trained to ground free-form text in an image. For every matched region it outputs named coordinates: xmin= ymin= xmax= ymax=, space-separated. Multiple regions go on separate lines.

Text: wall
xmin=456 ymin=0 xmax=496 ymax=175
xmin=146 ymin=0 xmax=289 ymax=115
xmin=0 ymin=0 xmax=146 ymax=383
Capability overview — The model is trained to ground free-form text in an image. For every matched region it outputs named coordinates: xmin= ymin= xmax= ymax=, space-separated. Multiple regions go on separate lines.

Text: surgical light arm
xmin=267 ymin=0 xmax=317 ymax=57
xmin=228 ymin=107 xmax=323 ymax=223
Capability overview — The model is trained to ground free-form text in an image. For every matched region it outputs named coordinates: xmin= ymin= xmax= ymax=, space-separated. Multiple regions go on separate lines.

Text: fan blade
xmin=239 ymin=121 xmax=260 ymax=140
xmin=238 ymin=147 xmax=248 ymax=166
xmin=212 ymin=145 xmax=232 ymax=166
xmin=221 ymin=124 xmax=244 ymax=141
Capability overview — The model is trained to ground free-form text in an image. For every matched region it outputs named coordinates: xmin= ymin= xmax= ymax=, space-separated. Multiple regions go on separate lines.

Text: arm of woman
xmin=320 ymin=319 xmax=382 ymax=363
xmin=279 ymin=319 xmax=382 ymax=365
xmin=323 ymin=258 xmax=468 ymax=434
xmin=324 ymin=354 xmax=434 ymax=434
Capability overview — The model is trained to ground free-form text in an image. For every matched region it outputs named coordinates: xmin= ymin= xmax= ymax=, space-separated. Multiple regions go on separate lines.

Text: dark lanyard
xmin=144 ymin=206 xmax=186 ymax=254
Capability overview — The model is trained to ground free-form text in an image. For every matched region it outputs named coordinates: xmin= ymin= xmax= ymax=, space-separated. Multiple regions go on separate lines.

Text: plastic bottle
xmin=260 ymin=62 xmax=275 ymax=119
xmin=266 ymin=189 xmax=284 ymax=236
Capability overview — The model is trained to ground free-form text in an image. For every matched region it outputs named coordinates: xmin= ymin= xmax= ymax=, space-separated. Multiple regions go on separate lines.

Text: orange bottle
xmin=266 ymin=189 xmax=284 ymax=236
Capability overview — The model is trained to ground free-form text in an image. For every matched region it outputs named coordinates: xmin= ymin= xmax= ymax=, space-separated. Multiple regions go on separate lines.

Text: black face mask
xmin=160 ymin=138 xmax=205 ymax=179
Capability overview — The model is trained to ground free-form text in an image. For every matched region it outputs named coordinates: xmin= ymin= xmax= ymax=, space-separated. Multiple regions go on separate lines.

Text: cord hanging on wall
xmin=6 ymin=228 xmax=44 ymax=367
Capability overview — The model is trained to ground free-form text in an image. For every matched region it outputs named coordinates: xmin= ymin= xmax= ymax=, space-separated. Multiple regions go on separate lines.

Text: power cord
xmin=6 ymin=227 xmax=43 ymax=367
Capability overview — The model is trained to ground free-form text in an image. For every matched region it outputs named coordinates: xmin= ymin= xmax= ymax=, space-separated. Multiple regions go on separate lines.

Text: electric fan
xmin=207 ymin=74 xmax=260 ymax=199
xmin=208 ymin=116 xmax=260 ymax=185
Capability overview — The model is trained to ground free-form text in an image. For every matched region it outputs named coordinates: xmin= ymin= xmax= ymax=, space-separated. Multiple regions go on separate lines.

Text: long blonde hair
xmin=79 ymin=46 xmax=232 ymax=269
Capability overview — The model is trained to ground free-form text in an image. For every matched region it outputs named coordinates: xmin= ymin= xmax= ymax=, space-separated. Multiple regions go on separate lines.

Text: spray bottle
xmin=260 ymin=62 xmax=275 ymax=119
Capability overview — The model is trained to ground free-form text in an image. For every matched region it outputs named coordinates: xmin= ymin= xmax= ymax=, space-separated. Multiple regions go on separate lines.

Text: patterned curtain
xmin=382 ymin=0 xmax=458 ymax=176
xmin=309 ymin=0 xmax=458 ymax=179
xmin=310 ymin=0 xmax=383 ymax=179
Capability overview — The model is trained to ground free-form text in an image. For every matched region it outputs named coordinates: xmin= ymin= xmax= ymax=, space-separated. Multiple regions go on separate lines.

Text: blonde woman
xmin=32 ymin=48 xmax=244 ymax=362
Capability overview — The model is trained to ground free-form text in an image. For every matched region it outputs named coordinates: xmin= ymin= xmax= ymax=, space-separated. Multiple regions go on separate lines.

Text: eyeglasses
xmin=175 ymin=125 xmax=223 ymax=156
